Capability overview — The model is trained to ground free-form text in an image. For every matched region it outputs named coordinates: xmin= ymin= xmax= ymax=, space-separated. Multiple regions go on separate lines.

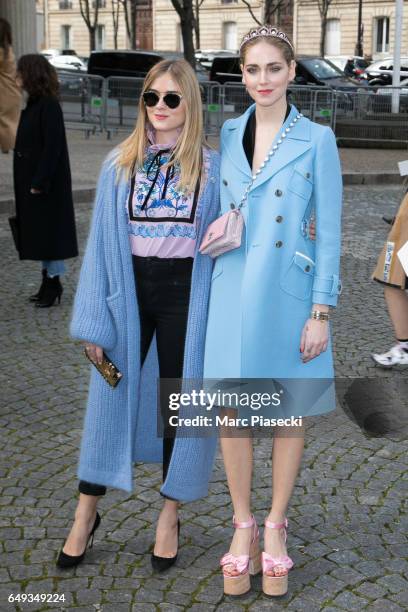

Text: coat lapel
xmin=251 ymin=106 xmax=311 ymax=192
xmin=223 ymin=105 xmax=254 ymax=178
xmin=223 ymin=103 xmax=312 ymax=192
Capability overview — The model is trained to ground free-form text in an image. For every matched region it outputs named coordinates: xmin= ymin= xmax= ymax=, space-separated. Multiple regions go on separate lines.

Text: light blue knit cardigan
xmin=70 ymin=148 xmax=220 ymax=501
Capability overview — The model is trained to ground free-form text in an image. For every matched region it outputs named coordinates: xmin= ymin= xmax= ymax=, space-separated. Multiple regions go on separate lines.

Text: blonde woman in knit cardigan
xmin=0 ymin=18 xmax=21 ymax=153
xmin=56 ymin=59 xmax=220 ymax=571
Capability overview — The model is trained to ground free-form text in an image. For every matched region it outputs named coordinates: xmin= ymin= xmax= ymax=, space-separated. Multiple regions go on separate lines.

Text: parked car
xmin=49 ymin=54 xmax=87 ymax=72
xmin=209 ymin=54 xmax=368 ymax=115
xmin=365 ymin=57 xmax=408 ymax=86
xmin=41 ymin=48 xmax=78 ymax=59
xmin=210 ymin=54 xmax=366 ymax=88
xmin=88 ymin=49 xmax=208 ymax=83
xmin=325 ymin=55 xmax=369 ymax=80
xmin=87 ymin=50 xmax=170 ymax=79
xmin=195 ymin=49 xmax=236 ymax=70
xmin=57 ymin=70 xmax=86 ymax=97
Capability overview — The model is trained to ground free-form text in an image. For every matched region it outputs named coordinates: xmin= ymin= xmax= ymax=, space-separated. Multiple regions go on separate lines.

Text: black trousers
xmin=78 ymin=255 xmax=193 ymax=498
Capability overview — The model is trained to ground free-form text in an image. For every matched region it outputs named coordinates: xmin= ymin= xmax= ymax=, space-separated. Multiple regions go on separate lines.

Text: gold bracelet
xmin=311 ymin=310 xmax=329 ymax=321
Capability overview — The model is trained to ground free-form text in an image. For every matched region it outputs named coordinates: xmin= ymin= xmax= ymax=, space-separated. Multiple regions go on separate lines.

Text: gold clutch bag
xmin=84 ymin=348 xmax=123 ymax=388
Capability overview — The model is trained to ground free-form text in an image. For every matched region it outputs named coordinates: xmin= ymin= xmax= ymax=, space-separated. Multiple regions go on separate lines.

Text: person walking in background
xmin=372 ymin=190 xmax=408 ymax=367
xmin=203 ymin=26 xmax=342 ymax=597
xmin=13 ymin=54 xmax=78 ymax=307
xmin=56 ymin=59 xmax=220 ymax=573
xmin=0 ymin=18 xmax=22 ymax=153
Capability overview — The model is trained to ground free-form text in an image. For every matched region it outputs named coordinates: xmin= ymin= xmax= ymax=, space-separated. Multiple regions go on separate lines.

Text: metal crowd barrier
xmin=333 ymin=86 xmax=408 ymax=144
xmin=104 ymin=76 xmax=145 ymax=138
xmin=220 ymin=83 xmax=335 ymax=128
xmin=59 ymin=74 xmax=408 ymax=144
xmin=58 ymin=72 xmax=105 ymax=136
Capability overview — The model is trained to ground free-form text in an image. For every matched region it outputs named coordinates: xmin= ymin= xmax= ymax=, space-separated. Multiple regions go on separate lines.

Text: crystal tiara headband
xmin=239 ymin=26 xmax=294 ymax=53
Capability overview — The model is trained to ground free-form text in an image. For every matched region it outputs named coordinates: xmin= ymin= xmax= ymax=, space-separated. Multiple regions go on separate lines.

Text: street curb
xmin=342 ymin=173 xmax=400 ymax=186
xmin=0 ymin=174 xmax=401 ymax=215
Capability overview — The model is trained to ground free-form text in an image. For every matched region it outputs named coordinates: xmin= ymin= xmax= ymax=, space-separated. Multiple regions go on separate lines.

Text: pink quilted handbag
xmin=199 ymin=208 xmax=244 ymax=258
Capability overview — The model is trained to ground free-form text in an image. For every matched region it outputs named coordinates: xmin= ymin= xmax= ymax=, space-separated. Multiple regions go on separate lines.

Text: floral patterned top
xmin=127 ymin=128 xmax=210 ymax=258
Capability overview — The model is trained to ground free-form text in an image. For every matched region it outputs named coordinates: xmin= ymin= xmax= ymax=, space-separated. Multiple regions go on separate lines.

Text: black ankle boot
xmin=29 ymin=269 xmax=47 ymax=302
xmin=35 ymin=275 xmax=63 ymax=308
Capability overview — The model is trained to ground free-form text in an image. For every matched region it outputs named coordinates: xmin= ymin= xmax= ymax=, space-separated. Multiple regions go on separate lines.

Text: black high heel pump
xmin=56 ymin=511 xmax=101 ymax=569
xmin=151 ymin=519 xmax=180 ymax=573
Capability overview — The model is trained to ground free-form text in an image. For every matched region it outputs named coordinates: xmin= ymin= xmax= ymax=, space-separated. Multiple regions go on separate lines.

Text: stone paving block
xmin=104 ymin=589 xmax=134 ymax=603
xmin=376 ymin=574 xmax=408 ymax=594
xmin=130 ymin=605 xmax=155 ymax=612
xmin=355 ymin=581 xmax=389 ymax=600
xmin=332 ymin=590 xmax=369 ymax=610
xmin=287 ymin=595 xmax=321 ymax=610
xmin=132 ymin=587 xmax=165 ymax=603
xmin=366 ymin=599 xmax=405 ymax=611
xmin=162 ymin=590 xmax=191 ymax=606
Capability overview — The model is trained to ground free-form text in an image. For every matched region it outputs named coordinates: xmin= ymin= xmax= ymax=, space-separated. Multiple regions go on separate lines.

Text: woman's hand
xmin=30 ymin=187 xmax=42 ymax=194
xmin=84 ymin=342 xmax=103 ymax=365
xmin=300 ymin=319 xmax=328 ymax=363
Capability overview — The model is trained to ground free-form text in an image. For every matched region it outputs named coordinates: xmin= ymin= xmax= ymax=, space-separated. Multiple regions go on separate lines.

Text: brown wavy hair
xmin=17 ymin=54 xmax=60 ymax=99
xmin=0 ymin=18 xmax=12 ymax=58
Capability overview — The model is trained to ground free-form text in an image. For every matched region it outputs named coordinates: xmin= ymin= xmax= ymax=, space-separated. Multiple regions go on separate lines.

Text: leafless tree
xmin=170 ymin=0 xmax=196 ymax=68
xmin=111 ymin=0 xmax=121 ymax=49
xmin=78 ymin=0 xmax=100 ymax=51
xmin=240 ymin=0 xmax=290 ymax=25
xmin=118 ymin=0 xmax=138 ymax=49
xmin=316 ymin=0 xmax=334 ymax=56
xmin=193 ymin=0 xmax=206 ymax=50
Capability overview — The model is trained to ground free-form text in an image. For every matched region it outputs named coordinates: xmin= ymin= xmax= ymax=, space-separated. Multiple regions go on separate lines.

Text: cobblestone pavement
xmin=1 ymin=185 xmax=407 ymax=612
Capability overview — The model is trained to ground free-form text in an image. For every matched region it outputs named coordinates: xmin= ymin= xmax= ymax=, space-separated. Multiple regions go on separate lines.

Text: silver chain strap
xmin=233 ymin=113 xmax=303 ymax=211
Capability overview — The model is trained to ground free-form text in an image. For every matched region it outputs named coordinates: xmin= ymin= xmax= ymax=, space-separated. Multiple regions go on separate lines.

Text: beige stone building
xmin=294 ymin=0 xmax=408 ymax=60
xmin=153 ymin=0 xmax=264 ymax=52
xmin=39 ymin=0 xmax=152 ymax=56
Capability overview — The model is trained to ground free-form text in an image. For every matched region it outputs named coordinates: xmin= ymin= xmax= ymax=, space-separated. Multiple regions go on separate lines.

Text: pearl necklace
xmin=236 ymin=112 xmax=303 ymax=210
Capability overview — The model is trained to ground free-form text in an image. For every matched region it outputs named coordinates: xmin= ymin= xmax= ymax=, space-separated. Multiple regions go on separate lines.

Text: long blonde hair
xmin=116 ymin=59 xmax=207 ymax=193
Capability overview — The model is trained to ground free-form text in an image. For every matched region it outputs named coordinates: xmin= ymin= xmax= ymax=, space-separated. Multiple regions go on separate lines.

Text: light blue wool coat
xmin=70 ymin=148 xmax=220 ymax=500
xmin=204 ymin=104 xmax=343 ymax=417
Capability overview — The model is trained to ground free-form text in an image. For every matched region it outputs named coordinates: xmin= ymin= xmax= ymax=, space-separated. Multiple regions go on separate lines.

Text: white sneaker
xmin=371 ymin=344 xmax=408 ymax=368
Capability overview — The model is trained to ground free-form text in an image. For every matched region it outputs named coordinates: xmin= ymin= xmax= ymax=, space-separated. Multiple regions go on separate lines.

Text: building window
xmin=96 ymin=24 xmax=105 ymax=49
xmin=223 ymin=21 xmax=237 ymax=51
xmin=92 ymin=0 xmax=107 ymax=7
xmin=60 ymin=25 xmax=72 ymax=49
xmin=59 ymin=1 xmax=73 ymax=8
xmin=325 ymin=18 xmax=341 ymax=55
xmin=374 ymin=17 xmax=389 ymax=53
xmin=221 ymin=0 xmax=238 ymax=4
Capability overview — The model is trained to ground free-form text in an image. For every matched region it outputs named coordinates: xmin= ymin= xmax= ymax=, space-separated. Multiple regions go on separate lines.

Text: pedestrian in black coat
xmin=14 ymin=54 xmax=78 ymax=307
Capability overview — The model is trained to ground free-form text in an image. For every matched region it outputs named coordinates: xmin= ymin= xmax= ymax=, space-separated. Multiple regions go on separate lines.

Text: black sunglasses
xmin=142 ymin=90 xmax=183 ymax=109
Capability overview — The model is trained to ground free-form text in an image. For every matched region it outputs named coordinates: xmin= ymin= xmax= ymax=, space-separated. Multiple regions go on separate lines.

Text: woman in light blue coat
xmin=203 ymin=27 xmax=342 ymax=597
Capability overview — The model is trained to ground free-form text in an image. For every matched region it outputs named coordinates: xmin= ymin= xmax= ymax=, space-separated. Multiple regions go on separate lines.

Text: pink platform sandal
xmin=262 ymin=518 xmax=294 ymax=596
xmin=220 ymin=514 xmax=262 ymax=596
